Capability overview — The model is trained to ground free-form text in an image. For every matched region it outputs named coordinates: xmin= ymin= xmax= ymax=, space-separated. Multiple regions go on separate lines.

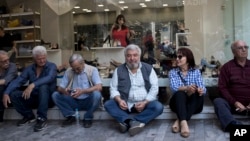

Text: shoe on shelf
xmin=61 ymin=116 xmax=76 ymax=127
xmin=118 ymin=122 xmax=129 ymax=133
xmin=128 ymin=120 xmax=145 ymax=136
xmin=34 ymin=117 xmax=47 ymax=132
xmin=17 ymin=116 xmax=36 ymax=126
xmin=83 ymin=119 xmax=92 ymax=128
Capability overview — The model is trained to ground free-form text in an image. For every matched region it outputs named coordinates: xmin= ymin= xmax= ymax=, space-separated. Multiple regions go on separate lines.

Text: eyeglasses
xmin=235 ymin=46 xmax=249 ymax=50
xmin=176 ymin=55 xmax=183 ymax=60
xmin=0 ymin=59 xmax=9 ymax=63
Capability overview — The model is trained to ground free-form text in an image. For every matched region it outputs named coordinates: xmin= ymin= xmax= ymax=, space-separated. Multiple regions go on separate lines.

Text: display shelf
xmin=0 ymin=11 xmax=40 ymax=17
xmin=16 ymin=56 xmax=32 ymax=58
xmin=15 ymin=40 xmax=41 ymax=43
xmin=4 ymin=26 xmax=40 ymax=31
xmin=0 ymin=11 xmax=41 ymax=67
xmin=90 ymin=47 xmax=124 ymax=50
xmin=47 ymin=49 xmax=61 ymax=52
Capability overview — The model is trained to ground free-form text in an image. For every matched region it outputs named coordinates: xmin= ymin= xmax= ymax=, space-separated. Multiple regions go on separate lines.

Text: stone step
xmin=3 ymin=95 xmax=246 ymax=120
xmin=4 ymin=105 xmax=216 ymax=120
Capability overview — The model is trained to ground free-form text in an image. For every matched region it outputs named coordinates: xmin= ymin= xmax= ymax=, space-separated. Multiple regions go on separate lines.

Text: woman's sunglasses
xmin=176 ymin=55 xmax=183 ymax=60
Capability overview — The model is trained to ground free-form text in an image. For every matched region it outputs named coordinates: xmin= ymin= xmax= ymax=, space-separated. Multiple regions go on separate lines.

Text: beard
xmin=126 ymin=62 xmax=139 ymax=70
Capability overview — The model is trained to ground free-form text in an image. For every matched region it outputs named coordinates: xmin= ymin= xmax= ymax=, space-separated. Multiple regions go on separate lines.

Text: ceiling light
xmin=74 ymin=6 xmax=80 ymax=9
xmin=82 ymin=9 xmax=88 ymax=11
xmin=145 ymin=0 xmax=151 ymax=2
xmin=98 ymin=4 xmax=104 ymax=7
xmin=119 ymin=1 xmax=125 ymax=4
xmin=86 ymin=10 xmax=92 ymax=13
xmin=123 ymin=6 xmax=128 ymax=9
xmin=72 ymin=11 xmax=75 ymax=14
xmin=163 ymin=4 xmax=168 ymax=7
xmin=104 ymin=9 xmax=109 ymax=11
xmin=141 ymin=5 xmax=147 ymax=7
xmin=139 ymin=3 xmax=145 ymax=6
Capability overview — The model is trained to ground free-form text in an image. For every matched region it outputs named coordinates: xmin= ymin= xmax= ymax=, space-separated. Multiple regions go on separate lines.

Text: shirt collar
xmin=31 ymin=61 xmax=49 ymax=71
xmin=233 ymin=57 xmax=250 ymax=67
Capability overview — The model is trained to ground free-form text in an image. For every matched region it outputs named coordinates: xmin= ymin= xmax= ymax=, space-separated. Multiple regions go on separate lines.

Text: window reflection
xmin=73 ymin=0 xmax=184 ymax=50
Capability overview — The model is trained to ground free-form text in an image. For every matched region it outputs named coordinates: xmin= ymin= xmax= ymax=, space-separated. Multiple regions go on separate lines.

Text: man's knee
xmin=38 ymin=84 xmax=49 ymax=91
xmin=92 ymin=91 xmax=102 ymax=101
xmin=9 ymin=90 xmax=22 ymax=98
xmin=104 ymin=99 xmax=116 ymax=109
xmin=213 ymin=97 xmax=226 ymax=106
xmin=52 ymin=91 xmax=61 ymax=101
xmin=149 ymin=101 xmax=164 ymax=113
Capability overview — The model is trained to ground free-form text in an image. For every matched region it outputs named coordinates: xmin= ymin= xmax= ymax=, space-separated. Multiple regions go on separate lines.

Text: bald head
xmin=231 ymin=40 xmax=248 ymax=59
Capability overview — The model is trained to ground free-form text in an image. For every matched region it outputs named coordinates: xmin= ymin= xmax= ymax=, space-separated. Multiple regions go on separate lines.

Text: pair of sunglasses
xmin=176 ymin=55 xmax=184 ymax=60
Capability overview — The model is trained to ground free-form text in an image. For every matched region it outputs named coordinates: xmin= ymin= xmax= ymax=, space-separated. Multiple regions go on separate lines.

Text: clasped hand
xmin=65 ymin=88 xmax=82 ymax=98
xmin=118 ymin=100 xmax=146 ymax=112
xmin=186 ymin=84 xmax=204 ymax=96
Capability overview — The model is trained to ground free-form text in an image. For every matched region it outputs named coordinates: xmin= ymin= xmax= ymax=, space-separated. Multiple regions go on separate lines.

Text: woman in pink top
xmin=110 ymin=14 xmax=131 ymax=47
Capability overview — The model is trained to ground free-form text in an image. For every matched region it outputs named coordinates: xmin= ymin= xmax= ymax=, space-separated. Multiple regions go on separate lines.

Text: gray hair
xmin=69 ymin=54 xmax=84 ymax=65
xmin=32 ymin=46 xmax=47 ymax=57
xmin=124 ymin=44 xmax=141 ymax=56
xmin=0 ymin=50 xmax=8 ymax=56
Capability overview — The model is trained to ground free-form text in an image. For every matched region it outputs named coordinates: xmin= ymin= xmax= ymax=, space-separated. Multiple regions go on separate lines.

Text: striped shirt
xmin=169 ymin=67 xmax=206 ymax=94
xmin=219 ymin=59 xmax=250 ymax=106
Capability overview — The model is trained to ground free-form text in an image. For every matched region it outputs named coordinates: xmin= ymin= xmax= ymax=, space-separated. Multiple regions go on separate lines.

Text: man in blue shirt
xmin=52 ymin=54 xmax=102 ymax=128
xmin=3 ymin=46 xmax=57 ymax=132
xmin=0 ymin=50 xmax=17 ymax=124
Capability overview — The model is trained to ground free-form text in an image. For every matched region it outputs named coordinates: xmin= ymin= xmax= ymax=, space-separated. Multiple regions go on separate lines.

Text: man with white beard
xmin=104 ymin=44 xmax=163 ymax=136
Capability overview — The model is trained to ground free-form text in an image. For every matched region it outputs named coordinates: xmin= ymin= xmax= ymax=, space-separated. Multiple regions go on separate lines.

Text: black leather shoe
xmin=225 ymin=120 xmax=243 ymax=132
xmin=62 ymin=116 xmax=76 ymax=127
xmin=34 ymin=117 xmax=47 ymax=132
xmin=17 ymin=116 xmax=36 ymax=126
xmin=118 ymin=122 xmax=129 ymax=133
xmin=83 ymin=119 xmax=92 ymax=128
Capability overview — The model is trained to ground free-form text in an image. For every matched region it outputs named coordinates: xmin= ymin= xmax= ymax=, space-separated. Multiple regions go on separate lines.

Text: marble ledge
xmin=101 ymin=77 xmax=218 ymax=87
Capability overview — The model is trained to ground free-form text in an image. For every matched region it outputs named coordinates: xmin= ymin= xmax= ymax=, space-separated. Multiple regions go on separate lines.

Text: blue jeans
xmin=104 ymin=99 xmax=163 ymax=124
xmin=10 ymin=84 xmax=53 ymax=120
xmin=52 ymin=91 xmax=101 ymax=120
xmin=213 ymin=98 xmax=246 ymax=131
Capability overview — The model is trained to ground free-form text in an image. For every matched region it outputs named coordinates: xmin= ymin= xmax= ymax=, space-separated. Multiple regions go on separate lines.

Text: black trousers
xmin=0 ymin=85 xmax=6 ymax=121
xmin=169 ymin=91 xmax=204 ymax=121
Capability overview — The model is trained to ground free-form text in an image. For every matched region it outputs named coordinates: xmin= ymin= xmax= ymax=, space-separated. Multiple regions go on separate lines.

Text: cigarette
xmin=235 ymin=108 xmax=240 ymax=111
